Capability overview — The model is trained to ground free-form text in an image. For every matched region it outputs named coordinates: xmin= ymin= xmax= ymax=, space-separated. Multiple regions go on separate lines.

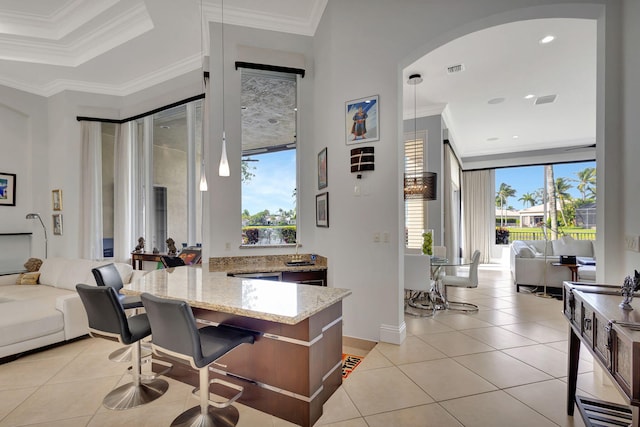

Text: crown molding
xmin=203 ymin=2 xmax=321 ymax=37
xmin=0 ymin=0 xmax=119 ymax=39
xmin=0 ymin=1 xmax=152 ymax=66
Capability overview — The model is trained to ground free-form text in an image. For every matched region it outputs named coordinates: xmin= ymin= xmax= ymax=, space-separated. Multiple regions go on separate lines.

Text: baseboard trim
xmin=379 ymin=321 xmax=406 ymax=345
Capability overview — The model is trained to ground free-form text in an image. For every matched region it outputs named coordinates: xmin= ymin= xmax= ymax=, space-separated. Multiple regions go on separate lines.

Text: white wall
xmin=0 ymin=86 xmax=48 ymax=258
xmin=622 ymin=0 xmax=640 ymax=273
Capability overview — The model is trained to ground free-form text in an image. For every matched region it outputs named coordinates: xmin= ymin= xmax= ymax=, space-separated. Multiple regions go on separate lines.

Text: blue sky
xmin=242 ymin=150 xmax=296 ymax=215
xmin=495 ymin=161 xmax=596 ymax=210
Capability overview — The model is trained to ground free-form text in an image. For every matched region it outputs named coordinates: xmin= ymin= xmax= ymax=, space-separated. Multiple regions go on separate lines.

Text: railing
xmin=503 ymin=229 xmax=596 ymax=243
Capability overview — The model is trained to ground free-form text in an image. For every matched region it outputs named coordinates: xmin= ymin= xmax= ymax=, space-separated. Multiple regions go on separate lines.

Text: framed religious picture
xmin=318 ymin=147 xmax=328 ymax=189
xmin=345 ymin=95 xmax=379 ymax=145
xmin=0 ymin=172 xmax=16 ymax=206
xmin=316 ymin=192 xmax=329 ymax=228
xmin=52 ymin=189 xmax=62 ymax=211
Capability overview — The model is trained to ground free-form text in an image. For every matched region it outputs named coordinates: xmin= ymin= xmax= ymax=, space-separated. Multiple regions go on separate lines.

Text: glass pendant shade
xmin=218 ymin=131 xmax=230 ymax=176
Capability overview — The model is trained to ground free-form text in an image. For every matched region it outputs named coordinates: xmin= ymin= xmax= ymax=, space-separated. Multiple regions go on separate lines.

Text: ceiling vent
xmin=447 ymin=64 xmax=465 ymax=74
xmin=534 ymin=94 xmax=557 ymax=105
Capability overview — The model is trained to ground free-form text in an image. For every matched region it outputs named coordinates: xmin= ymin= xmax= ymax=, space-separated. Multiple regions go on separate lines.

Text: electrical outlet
xmin=373 ymin=232 xmax=380 ymax=243
xmin=225 ymin=242 xmax=231 ymax=250
xmin=624 ymin=235 xmax=639 ymax=252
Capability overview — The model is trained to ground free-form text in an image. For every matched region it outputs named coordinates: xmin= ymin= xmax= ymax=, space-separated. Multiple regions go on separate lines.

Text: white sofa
xmin=510 ymin=236 xmax=596 ymax=292
xmin=0 ymin=257 xmax=144 ymax=360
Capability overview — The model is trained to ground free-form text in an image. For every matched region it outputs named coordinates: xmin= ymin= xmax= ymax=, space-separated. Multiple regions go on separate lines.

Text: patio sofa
xmin=0 ymin=257 xmax=144 ymax=360
xmin=510 ymin=236 xmax=596 ymax=292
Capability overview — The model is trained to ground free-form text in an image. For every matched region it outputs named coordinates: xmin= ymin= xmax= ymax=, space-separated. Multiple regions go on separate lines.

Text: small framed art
xmin=52 ymin=189 xmax=62 ymax=211
xmin=318 ymin=147 xmax=328 ymax=189
xmin=316 ymin=192 xmax=329 ymax=228
xmin=345 ymin=95 xmax=379 ymax=144
xmin=0 ymin=172 xmax=16 ymax=206
xmin=53 ymin=214 xmax=63 ymax=236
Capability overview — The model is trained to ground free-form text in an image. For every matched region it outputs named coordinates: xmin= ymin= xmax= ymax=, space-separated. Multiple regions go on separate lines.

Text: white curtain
xmin=80 ymin=121 xmax=103 ymax=260
xmin=461 ymin=170 xmax=492 ymax=263
xmin=113 ymin=122 xmax=136 ymax=263
xmin=443 ymin=144 xmax=458 ymax=261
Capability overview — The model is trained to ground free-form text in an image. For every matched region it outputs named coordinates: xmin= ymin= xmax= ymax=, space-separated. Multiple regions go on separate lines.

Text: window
xmin=404 ymin=131 xmax=426 ymax=249
xmin=99 ymin=99 xmax=203 ymax=258
xmin=240 ymin=69 xmax=298 ymax=246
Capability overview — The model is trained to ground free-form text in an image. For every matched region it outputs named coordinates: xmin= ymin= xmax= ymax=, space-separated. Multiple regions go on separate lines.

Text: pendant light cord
xmin=221 ymin=0 xmax=225 ymax=142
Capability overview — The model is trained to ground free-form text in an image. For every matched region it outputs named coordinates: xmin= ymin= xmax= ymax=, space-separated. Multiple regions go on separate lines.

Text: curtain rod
xmin=235 ymin=61 xmax=305 ymax=78
xmin=76 ymin=93 xmax=205 ymax=124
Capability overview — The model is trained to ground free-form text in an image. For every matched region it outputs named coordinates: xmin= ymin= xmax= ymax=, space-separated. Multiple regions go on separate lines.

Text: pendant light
xmin=218 ymin=0 xmax=230 ymax=177
xmin=404 ymin=73 xmax=437 ymax=200
xmin=199 ymin=0 xmax=208 ymax=191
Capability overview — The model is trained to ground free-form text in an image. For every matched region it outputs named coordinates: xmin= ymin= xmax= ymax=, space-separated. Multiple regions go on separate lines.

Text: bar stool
xmin=141 ymin=292 xmax=255 ymax=427
xmin=92 ymin=263 xmax=146 ymax=362
xmin=76 ymin=284 xmax=169 ymax=410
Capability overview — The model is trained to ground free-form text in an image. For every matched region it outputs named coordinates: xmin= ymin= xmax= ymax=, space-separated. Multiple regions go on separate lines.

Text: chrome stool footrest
xmin=192 ymin=378 xmax=244 ymax=409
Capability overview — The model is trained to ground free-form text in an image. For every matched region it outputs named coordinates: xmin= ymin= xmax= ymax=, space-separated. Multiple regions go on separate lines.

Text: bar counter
xmin=123 ymin=265 xmax=351 ymax=427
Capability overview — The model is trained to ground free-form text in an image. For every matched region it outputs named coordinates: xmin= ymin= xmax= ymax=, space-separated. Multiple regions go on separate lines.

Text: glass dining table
xmin=429 ymin=256 xmax=472 ymax=311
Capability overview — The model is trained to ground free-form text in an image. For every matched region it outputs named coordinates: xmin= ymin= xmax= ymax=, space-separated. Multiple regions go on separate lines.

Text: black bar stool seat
xmin=76 ymin=284 xmax=168 ymax=410
xmin=141 ymin=292 xmax=255 ymax=427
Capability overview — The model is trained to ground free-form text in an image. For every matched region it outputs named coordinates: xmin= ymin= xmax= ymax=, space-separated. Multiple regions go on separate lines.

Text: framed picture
xmin=52 ymin=214 xmax=63 ymax=236
xmin=345 ymin=95 xmax=379 ymax=144
xmin=0 ymin=172 xmax=16 ymax=206
xmin=318 ymin=147 xmax=328 ymax=189
xmin=52 ymin=189 xmax=62 ymax=211
xmin=316 ymin=192 xmax=329 ymax=228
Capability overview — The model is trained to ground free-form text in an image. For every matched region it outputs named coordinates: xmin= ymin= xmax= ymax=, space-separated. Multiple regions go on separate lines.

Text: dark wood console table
xmin=131 ymin=252 xmax=165 ymax=270
xmin=563 ymin=281 xmax=640 ymax=426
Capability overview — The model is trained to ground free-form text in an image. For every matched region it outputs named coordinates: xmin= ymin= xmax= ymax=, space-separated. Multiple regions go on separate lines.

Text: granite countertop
xmin=209 ymin=254 xmax=328 ymax=275
xmin=123 ymin=266 xmax=350 ymax=325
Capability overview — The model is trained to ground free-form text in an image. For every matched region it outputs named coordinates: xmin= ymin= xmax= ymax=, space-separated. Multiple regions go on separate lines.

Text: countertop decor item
xmin=620 ymin=270 xmax=640 ymax=310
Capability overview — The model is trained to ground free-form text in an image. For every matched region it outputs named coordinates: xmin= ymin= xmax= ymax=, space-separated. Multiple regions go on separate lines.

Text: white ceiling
xmin=404 ymin=17 xmax=597 ymax=162
xmin=0 ymin=1 xmax=597 ymax=161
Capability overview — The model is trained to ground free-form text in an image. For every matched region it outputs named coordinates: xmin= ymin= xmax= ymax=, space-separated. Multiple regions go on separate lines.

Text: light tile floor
xmin=0 ymin=265 xmax=628 ymax=426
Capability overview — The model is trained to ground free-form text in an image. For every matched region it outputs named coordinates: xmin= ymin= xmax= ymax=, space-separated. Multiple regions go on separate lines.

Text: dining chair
xmin=404 ymin=254 xmax=435 ymax=316
xmin=441 ymin=250 xmax=481 ymax=312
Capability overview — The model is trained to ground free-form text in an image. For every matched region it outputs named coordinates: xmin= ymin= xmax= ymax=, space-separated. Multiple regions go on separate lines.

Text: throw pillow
xmin=24 ymin=257 xmax=43 ymax=272
xmin=16 ymin=272 xmax=41 ymax=285
xmin=517 ymin=246 xmax=535 ymax=258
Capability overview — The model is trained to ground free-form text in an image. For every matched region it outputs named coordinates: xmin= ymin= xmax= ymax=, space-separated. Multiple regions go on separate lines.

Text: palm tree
xmin=555 ymin=177 xmax=573 ymax=226
xmin=518 ymin=192 xmax=537 ymax=208
xmin=496 ymin=183 xmax=516 ymax=227
xmin=573 ymin=167 xmax=596 ymax=201
xmin=545 ymin=165 xmax=558 ymax=239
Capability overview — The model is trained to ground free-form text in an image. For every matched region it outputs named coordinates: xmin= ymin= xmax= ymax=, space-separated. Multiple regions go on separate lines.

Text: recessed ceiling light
xmin=524 ymin=94 xmax=535 ymax=99
xmin=512 ymin=135 xmax=519 ymax=139
xmin=268 ymin=118 xmax=279 ymax=124
xmin=160 ymin=125 xmax=170 ymax=129
xmin=539 ymin=35 xmax=555 ymax=44
xmin=487 ymin=97 xmax=505 ymax=105
xmin=487 ymin=137 xmax=499 ymax=142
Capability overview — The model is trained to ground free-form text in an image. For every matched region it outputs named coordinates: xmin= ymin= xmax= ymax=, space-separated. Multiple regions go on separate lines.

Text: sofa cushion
xmin=0 ymin=299 xmax=64 ymax=347
xmin=54 ymin=259 xmax=96 ymax=291
xmin=38 ymin=257 xmax=68 ymax=286
xmin=552 ymin=236 xmax=594 ymax=257
xmin=512 ymin=241 xmax=535 ymax=258
xmin=15 ymin=272 xmax=40 ymax=285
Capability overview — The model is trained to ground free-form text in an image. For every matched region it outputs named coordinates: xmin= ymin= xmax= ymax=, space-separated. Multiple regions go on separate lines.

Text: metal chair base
xmin=171 ymin=405 xmax=240 ymax=427
xmin=446 ymin=300 xmax=479 ymax=313
xmin=103 ymin=378 xmax=169 ymax=410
